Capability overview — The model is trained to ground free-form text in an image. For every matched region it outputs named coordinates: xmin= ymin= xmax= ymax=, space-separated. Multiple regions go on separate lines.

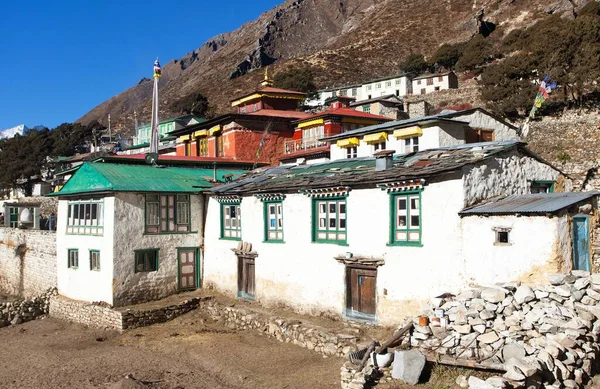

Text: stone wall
xmin=120 ymin=297 xmax=205 ymax=330
xmin=0 ymin=288 xmax=57 ymax=327
xmin=0 ymin=227 xmax=57 ymax=297
xmin=404 ymin=86 xmax=484 ymax=113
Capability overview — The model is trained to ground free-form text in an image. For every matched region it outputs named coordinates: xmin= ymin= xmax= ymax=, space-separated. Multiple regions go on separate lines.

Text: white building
xmin=202 ymin=141 xmax=580 ymax=326
xmin=322 ymin=107 xmax=519 ymax=161
xmin=51 ymin=162 xmax=219 ymax=306
xmin=412 ymin=71 xmax=459 ymax=95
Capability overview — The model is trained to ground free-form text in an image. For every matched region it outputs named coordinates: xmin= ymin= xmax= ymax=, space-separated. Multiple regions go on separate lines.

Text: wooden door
xmin=347 ymin=267 xmax=377 ymax=317
xmin=178 ymin=249 xmax=198 ymax=290
xmin=237 ymin=256 xmax=255 ymax=299
xmin=9 ymin=207 xmax=18 ymax=228
xmin=572 ymin=216 xmax=590 ymax=271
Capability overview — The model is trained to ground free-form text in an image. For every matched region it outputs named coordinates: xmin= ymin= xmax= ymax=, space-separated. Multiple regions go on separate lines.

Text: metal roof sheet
xmin=51 ymin=163 xmax=246 ymax=196
xmin=460 ymin=192 xmax=600 ymax=215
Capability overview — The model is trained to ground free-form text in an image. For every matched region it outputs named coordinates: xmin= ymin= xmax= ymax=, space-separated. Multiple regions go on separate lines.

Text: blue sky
xmin=0 ymin=0 xmax=283 ymax=130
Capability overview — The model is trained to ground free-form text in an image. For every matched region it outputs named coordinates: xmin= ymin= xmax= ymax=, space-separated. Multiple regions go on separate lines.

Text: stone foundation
xmin=0 ymin=288 xmax=57 ymax=327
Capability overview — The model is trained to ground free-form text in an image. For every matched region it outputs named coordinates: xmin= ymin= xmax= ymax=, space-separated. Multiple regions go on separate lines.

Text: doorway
xmin=237 ymin=254 xmax=256 ymax=300
xmin=572 ymin=216 xmax=590 ymax=272
xmin=346 ymin=266 xmax=377 ymax=321
xmin=178 ymin=248 xmax=200 ymax=290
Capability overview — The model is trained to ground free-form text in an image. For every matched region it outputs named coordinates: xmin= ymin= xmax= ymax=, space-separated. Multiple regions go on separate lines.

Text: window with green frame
xmin=135 ymin=249 xmax=158 ymax=273
xmin=145 ymin=194 xmax=190 ymax=234
xmin=264 ymin=201 xmax=284 ymax=242
xmin=390 ymin=192 xmax=422 ymax=245
xmin=221 ymin=202 xmax=241 ymax=240
xmin=89 ymin=250 xmax=100 ymax=271
xmin=68 ymin=249 xmax=79 ymax=269
xmin=531 ymin=180 xmax=554 ymax=193
xmin=313 ymin=198 xmax=347 ymax=244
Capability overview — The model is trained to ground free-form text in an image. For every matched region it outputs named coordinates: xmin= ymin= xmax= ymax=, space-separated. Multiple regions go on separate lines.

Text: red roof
xmin=106 ymin=154 xmax=264 ymax=166
xmin=258 ymin=86 xmax=306 ymax=95
xmin=248 ymin=109 xmax=312 ymax=119
xmin=296 ymin=107 xmax=392 ymax=123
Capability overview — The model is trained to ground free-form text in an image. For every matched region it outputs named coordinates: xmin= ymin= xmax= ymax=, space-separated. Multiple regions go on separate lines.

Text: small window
xmin=351 ymin=88 xmax=357 ymax=96
xmin=264 ymin=201 xmax=284 ymax=242
xmin=145 ymin=194 xmax=190 ymax=234
xmin=420 ymin=89 xmax=426 ymax=95
xmin=313 ymin=198 xmax=347 ymax=244
xmin=434 ymin=86 xmax=440 ymax=91
xmin=221 ymin=202 xmax=242 ymax=240
xmin=438 ymin=76 xmax=444 ymax=82
xmin=90 ymin=250 xmax=100 ymax=271
xmin=494 ymin=228 xmax=512 ymax=245
xmin=376 ymin=83 xmax=381 ymax=89
xmin=135 ymin=250 xmax=159 ymax=272
xmin=363 ymin=105 xmax=371 ymax=113
xmin=404 ymin=137 xmax=419 ymax=153
xmin=531 ymin=181 xmax=554 ymax=194
xmin=395 ymin=79 xmax=401 ymax=85
xmin=373 ymin=141 xmax=386 ymax=152
xmin=386 ymin=81 xmax=392 ymax=87
xmin=346 ymin=146 xmax=358 ymax=159
xmin=68 ymin=249 xmax=79 ymax=269
xmin=366 ymin=85 xmax=372 ymax=91
xmin=253 ymin=103 xmax=259 ymax=112
xmin=427 ymin=78 xmax=434 ymax=86
xmin=416 ymin=80 xmax=421 ymax=85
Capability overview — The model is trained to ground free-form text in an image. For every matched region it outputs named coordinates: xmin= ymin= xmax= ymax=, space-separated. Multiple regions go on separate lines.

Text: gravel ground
xmin=0 ymin=310 xmax=342 ymax=389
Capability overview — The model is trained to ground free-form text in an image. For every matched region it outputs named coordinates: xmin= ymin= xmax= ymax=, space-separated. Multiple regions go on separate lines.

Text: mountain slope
xmin=78 ymin=0 xmax=591 ymax=133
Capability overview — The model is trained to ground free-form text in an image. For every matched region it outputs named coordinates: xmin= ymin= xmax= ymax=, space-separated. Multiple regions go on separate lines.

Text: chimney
xmin=374 ymin=149 xmax=395 ymax=171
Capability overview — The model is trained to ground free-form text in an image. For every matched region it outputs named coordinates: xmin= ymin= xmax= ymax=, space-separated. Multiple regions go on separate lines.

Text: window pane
xmin=329 ymin=203 xmax=336 ymax=213
xmin=339 ymin=218 xmax=346 ymax=229
xmin=398 ymin=198 xmax=407 ymax=210
xmin=398 ymin=215 xmax=407 ymax=227
xmin=329 ymin=217 xmax=336 ymax=228
xmin=410 ymin=197 xmax=419 ymax=210
xmin=339 ymin=202 xmax=346 ymax=214
xmin=410 ymin=215 xmax=420 ymax=227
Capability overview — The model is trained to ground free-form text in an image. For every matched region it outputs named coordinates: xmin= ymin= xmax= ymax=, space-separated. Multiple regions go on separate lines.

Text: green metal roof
xmin=50 ymin=162 xmax=245 ymax=196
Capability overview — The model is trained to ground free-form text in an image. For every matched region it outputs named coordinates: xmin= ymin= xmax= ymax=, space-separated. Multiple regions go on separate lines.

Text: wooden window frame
xmin=67 ymin=249 xmax=79 ymax=269
xmin=263 ymin=200 xmax=284 ymax=243
xmin=215 ymin=134 xmax=224 ymax=157
xmin=89 ymin=250 xmax=100 ymax=271
xmin=531 ymin=180 xmax=555 ymax=194
xmin=221 ymin=201 xmax=242 ymax=241
xmin=134 ymin=249 xmax=159 ymax=273
xmin=389 ymin=191 xmax=422 ymax=246
xmin=66 ymin=199 xmax=104 ymax=236
xmin=312 ymin=197 xmax=348 ymax=245
xmin=145 ymin=194 xmax=191 ymax=234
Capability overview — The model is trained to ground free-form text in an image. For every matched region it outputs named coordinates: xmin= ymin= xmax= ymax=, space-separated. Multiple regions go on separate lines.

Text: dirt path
xmin=0 ymin=310 xmax=342 ymax=389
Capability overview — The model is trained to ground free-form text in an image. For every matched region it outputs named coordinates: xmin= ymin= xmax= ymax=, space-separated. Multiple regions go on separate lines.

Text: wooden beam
xmin=375 ymin=322 xmax=413 ymax=354
xmin=422 ymin=351 xmax=506 ymax=372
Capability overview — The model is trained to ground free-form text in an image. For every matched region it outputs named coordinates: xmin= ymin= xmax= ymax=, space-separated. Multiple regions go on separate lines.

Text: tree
xmin=170 ymin=91 xmax=210 ymax=118
xmin=273 ymin=67 xmax=317 ymax=97
xmin=455 ymin=35 xmax=496 ymax=72
xmin=399 ymin=54 xmax=431 ymax=75
xmin=431 ymin=42 xmax=466 ymax=70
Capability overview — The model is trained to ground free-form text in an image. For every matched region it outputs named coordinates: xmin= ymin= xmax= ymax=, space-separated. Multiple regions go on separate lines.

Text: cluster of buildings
xmin=38 ymin=71 xmax=600 ymax=327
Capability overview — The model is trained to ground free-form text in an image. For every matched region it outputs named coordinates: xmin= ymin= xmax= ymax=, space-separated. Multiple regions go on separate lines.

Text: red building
xmin=171 ymin=75 xmax=310 ymax=166
xmin=279 ymin=96 xmax=392 ymax=164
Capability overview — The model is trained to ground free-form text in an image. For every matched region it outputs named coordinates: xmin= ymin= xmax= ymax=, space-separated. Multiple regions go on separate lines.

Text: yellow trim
xmin=363 ymin=132 xmax=388 ymax=144
xmin=297 ymin=118 xmax=324 ymax=129
xmin=393 ymin=126 xmax=423 ymax=139
xmin=231 ymin=92 xmax=305 ymax=107
xmin=178 ymin=135 xmax=191 ymax=142
xmin=208 ymin=125 xmax=222 ymax=136
xmin=341 ymin=118 xmax=379 ymax=125
xmin=336 ymin=138 xmax=360 ymax=148
xmin=193 ymin=130 xmax=208 ymax=138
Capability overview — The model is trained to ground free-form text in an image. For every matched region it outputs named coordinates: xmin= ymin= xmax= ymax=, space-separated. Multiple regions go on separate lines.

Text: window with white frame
xmin=89 ymin=250 xmax=100 ymax=271
xmin=145 ymin=194 xmax=191 ymax=234
xmin=302 ymin=125 xmax=325 ymax=141
xmin=386 ymin=81 xmax=392 ymax=87
xmin=351 ymin=88 xmax=357 ymax=96
xmin=67 ymin=199 xmax=104 ymax=235
xmin=373 ymin=141 xmax=387 ymax=152
xmin=395 ymin=79 xmax=401 ymax=85
xmin=221 ymin=202 xmax=241 ymax=239
xmin=314 ymin=198 xmax=346 ymax=244
xmin=404 ymin=137 xmax=419 ymax=153
xmin=376 ymin=83 xmax=381 ymax=89
xmin=391 ymin=192 xmax=421 ymax=245
xmin=366 ymin=85 xmax=372 ymax=91
xmin=346 ymin=146 xmax=358 ymax=159
xmin=264 ymin=201 xmax=284 ymax=242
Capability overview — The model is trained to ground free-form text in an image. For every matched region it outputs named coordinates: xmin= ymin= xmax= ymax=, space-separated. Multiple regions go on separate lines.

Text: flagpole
xmin=149 ymin=58 xmax=162 ymax=155
xmin=108 ymin=113 xmax=112 ymax=143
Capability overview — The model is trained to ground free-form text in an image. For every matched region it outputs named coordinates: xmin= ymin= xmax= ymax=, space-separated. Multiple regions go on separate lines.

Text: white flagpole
xmin=149 ymin=58 xmax=161 ymax=154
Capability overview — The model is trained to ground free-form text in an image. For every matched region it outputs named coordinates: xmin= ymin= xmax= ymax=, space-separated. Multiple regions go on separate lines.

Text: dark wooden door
xmin=178 ymin=249 xmax=197 ymax=290
xmin=237 ymin=256 xmax=255 ymax=299
xmin=347 ymin=267 xmax=377 ymax=317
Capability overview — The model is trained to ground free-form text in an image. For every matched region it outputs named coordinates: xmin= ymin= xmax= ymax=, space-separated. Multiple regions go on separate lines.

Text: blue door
xmin=572 ymin=216 xmax=590 ymax=271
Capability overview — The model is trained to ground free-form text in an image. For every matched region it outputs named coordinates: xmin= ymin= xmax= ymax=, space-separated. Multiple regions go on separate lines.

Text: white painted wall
xmin=305 ymin=76 xmax=412 ymax=107
xmin=412 ymin=75 xmax=452 ymax=95
xmin=463 ymin=151 xmax=561 ymax=207
xmin=449 ymin=110 xmax=519 ymax=141
xmin=56 ymin=197 xmax=115 ymax=304
xmin=111 ymin=193 xmax=204 ymax=306
xmin=461 ymin=215 xmax=566 ymax=286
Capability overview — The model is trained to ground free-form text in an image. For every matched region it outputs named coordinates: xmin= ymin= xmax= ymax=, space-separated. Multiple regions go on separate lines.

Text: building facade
xmin=412 ymin=71 xmax=459 ymax=95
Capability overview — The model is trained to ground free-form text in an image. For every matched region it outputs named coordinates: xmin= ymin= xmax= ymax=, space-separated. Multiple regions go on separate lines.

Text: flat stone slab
xmin=392 ymin=349 xmax=426 ymax=385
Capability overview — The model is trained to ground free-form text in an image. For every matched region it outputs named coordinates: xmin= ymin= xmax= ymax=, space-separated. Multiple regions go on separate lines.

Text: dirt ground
xmin=0 ymin=309 xmax=342 ymax=389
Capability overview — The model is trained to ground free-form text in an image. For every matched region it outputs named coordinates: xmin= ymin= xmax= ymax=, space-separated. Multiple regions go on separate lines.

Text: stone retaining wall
xmin=0 ymin=227 xmax=57 ymax=297
xmin=0 ymin=288 xmax=57 ymax=327
xmin=120 ymin=297 xmax=206 ymax=330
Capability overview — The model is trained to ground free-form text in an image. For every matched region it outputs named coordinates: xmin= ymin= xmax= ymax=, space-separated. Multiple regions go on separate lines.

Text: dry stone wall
xmin=0 ymin=227 xmax=57 ymax=297
xmin=0 ymin=288 xmax=57 ymax=327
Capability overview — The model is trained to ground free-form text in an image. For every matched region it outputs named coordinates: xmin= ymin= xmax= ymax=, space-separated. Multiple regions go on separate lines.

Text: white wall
xmin=204 ymin=179 xmax=470 ymax=326
xmin=111 ymin=193 xmax=204 ymax=306
xmin=450 ymin=110 xmax=519 ymax=141
xmin=56 ymin=197 xmax=115 ymax=304
xmin=461 ymin=215 xmax=567 ymax=286
xmin=412 ymin=75 xmax=451 ymax=95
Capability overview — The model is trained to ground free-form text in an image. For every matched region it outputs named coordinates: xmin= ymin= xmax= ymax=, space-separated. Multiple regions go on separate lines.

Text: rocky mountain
xmin=0 ymin=124 xmax=45 ymax=139
xmin=78 ymin=0 xmax=592 ymax=133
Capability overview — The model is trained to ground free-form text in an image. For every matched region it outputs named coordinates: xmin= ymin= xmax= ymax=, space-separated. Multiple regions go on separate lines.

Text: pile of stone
xmin=0 ymin=287 xmax=57 ymax=327
xmin=410 ymin=271 xmax=600 ymax=388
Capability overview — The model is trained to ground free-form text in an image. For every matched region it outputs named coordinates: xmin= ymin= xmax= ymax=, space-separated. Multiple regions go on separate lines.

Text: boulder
xmin=502 ymin=343 xmax=526 ymax=361
xmin=456 ymin=375 xmax=469 ymax=388
xmin=514 ymin=285 xmax=536 ymax=304
xmin=391 ymin=349 xmax=426 ymax=385
xmin=477 ymin=331 xmax=500 ymax=344
xmin=468 ymin=376 xmax=494 ymax=389
xmin=548 ymin=274 xmax=566 ymax=286
xmin=505 ymin=357 xmax=539 ymax=377
xmin=481 ymin=289 xmax=506 ymax=304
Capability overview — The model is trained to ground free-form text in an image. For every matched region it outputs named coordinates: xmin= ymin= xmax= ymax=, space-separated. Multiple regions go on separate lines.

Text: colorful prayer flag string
xmin=528 ymin=75 xmax=557 ymax=119
xmin=153 ymin=59 xmax=162 ymax=78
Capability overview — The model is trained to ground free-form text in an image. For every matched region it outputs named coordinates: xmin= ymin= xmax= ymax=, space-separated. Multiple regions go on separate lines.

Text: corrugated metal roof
xmin=51 ymin=163 xmax=247 ymax=196
xmin=460 ymin=192 xmax=600 ymax=215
